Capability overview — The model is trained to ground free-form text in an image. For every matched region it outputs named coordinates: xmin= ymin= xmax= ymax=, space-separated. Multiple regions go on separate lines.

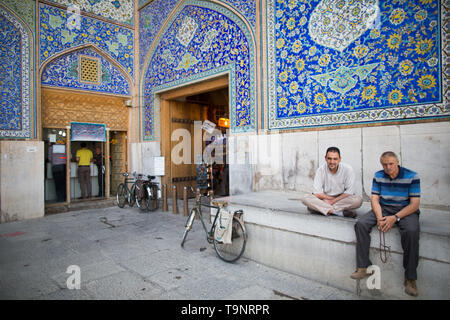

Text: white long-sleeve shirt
xmin=313 ymin=162 xmax=356 ymax=196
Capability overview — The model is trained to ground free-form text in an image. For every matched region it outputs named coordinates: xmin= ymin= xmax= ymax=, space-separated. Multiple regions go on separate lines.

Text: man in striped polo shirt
xmin=351 ymin=151 xmax=421 ymax=297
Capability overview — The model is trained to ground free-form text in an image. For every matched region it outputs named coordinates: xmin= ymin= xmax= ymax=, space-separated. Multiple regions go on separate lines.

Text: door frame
xmin=158 ymin=75 xmax=229 ymax=191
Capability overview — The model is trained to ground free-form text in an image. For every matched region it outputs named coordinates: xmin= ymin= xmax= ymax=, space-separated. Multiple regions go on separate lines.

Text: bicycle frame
xmin=122 ymin=175 xmax=135 ymax=202
xmin=181 ymin=186 xmax=247 ymax=262
xmin=191 ymin=199 xmax=222 ymax=242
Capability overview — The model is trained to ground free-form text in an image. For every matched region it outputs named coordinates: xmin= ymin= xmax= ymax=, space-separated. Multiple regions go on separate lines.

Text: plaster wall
xmin=130 ymin=141 xmax=162 ymax=185
xmin=251 ymin=122 xmax=450 ymax=207
xmin=0 ymin=141 xmax=44 ymax=222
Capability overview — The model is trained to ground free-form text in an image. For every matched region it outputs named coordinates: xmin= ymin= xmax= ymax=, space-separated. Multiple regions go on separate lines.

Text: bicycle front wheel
xmin=116 ymin=183 xmax=126 ymax=208
xmin=146 ymin=184 xmax=159 ymax=211
xmin=213 ymin=217 xmax=247 ymax=263
xmin=128 ymin=183 xmax=136 ymax=207
xmin=135 ymin=185 xmax=148 ymax=211
xmin=181 ymin=209 xmax=197 ymax=247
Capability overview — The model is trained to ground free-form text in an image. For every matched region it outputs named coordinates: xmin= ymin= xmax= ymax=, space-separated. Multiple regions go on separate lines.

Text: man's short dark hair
xmin=326 ymin=146 xmax=341 ymax=157
xmin=81 ymin=142 xmax=87 ymax=148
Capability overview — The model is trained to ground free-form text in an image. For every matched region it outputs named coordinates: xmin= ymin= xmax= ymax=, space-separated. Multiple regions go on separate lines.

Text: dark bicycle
xmin=181 ymin=187 xmax=247 ymax=263
xmin=116 ymin=172 xmax=136 ymax=208
xmin=135 ymin=174 xmax=159 ymax=211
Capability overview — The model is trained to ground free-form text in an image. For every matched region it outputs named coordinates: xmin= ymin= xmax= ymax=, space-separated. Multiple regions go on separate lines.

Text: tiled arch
xmin=140 ymin=0 xmax=256 ymax=141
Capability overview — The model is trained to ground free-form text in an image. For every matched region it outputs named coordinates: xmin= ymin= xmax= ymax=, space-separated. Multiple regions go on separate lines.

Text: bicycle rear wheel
xmin=116 ymin=183 xmax=126 ymax=208
xmin=135 ymin=185 xmax=148 ymax=211
xmin=146 ymin=184 xmax=159 ymax=211
xmin=213 ymin=216 xmax=247 ymax=263
xmin=181 ymin=209 xmax=197 ymax=247
xmin=128 ymin=183 xmax=136 ymax=207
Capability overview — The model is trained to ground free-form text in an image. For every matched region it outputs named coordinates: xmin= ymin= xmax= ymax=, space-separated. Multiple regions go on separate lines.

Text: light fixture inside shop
xmin=218 ymin=118 xmax=230 ymax=128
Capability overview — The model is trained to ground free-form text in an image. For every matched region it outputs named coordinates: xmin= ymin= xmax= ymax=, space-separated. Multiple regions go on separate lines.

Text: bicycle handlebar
xmin=122 ymin=172 xmax=157 ymax=182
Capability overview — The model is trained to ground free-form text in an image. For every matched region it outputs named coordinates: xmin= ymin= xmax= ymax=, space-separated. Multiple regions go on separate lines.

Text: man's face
xmin=381 ymin=156 xmax=399 ymax=177
xmin=325 ymin=151 xmax=341 ymax=172
xmin=96 ymin=148 xmax=101 ymax=154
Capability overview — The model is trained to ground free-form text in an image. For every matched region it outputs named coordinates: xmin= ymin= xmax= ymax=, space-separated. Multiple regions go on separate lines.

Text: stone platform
xmin=216 ymin=190 xmax=450 ymax=299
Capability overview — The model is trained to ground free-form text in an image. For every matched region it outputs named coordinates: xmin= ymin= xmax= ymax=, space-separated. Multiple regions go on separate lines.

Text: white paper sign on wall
xmin=154 ymin=156 xmax=165 ymax=176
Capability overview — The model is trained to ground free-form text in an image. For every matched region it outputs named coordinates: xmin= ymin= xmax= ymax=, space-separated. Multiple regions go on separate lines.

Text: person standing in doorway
xmin=48 ymin=143 xmax=67 ymax=202
xmin=94 ymin=146 xmax=105 ymax=197
xmin=76 ymin=142 xmax=93 ymax=199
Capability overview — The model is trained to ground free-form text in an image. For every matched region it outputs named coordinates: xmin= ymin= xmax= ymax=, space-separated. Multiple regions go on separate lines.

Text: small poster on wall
xmin=153 ymin=156 xmax=165 ymax=176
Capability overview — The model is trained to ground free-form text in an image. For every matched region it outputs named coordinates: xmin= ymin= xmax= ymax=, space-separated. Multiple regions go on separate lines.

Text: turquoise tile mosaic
xmin=267 ymin=0 xmax=449 ymax=130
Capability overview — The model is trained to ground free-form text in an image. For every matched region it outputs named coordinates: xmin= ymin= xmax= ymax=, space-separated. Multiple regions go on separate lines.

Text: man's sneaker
xmin=350 ymin=268 xmax=370 ymax=280
xmin=404 ymin=278 xmax=418 ymax=297
xmin=343 ymin=210 xmax=357 ymax=218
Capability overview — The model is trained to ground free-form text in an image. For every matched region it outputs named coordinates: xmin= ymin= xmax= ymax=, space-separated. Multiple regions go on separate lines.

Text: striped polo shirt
xmin=371 ymin=166 xmax=420 ymax=207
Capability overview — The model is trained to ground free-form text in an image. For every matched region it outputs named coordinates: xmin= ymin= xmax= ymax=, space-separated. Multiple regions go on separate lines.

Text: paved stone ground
xmin=0 ymin=204 xmax=368 ymax=300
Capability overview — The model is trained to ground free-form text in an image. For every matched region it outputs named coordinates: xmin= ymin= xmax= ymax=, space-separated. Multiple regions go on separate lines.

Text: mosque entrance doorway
xmin=159 ymin=75 xmax=230 ymax=198
xmin=41 ymin=87 xmax=129 ymax=210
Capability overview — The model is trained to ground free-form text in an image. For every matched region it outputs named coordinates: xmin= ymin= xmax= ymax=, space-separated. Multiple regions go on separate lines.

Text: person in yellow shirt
xmin=76 ymin=142 xmax=93 ymax=199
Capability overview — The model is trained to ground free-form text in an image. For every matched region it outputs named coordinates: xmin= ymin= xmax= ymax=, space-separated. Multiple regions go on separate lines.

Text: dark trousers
xmin=97 ymin=166 xmax=105 ymax=197
xmin=354 ymin=205 xmax=420 ymax=280
xmin=78 ymin=166 xmax=91 ymax=198
xmin=52 ymin=164 xmax=66 ymax=202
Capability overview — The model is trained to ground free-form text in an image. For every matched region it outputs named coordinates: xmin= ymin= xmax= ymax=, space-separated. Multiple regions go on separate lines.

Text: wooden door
xmin=110 ymin=131 xmax=127 ymax=195
xmin=169 ymin=101 xmax=204 ymax=198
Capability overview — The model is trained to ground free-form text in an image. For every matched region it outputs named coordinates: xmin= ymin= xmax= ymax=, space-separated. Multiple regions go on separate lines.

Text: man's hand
xmin=378 ymin=215 xmax=396 ymax=233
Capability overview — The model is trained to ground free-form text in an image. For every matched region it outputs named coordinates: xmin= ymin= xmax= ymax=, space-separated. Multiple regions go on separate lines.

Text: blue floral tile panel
xmin=267 ymin=0 xmax=448 ymax=130
xmin=0 ymin=4 xmax=31 ymax=138
xmin=139 ymin=0 xmax=180 ymax=71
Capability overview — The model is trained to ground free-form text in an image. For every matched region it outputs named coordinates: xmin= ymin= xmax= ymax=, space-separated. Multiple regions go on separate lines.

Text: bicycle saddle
xmin=147 ymin=175 xmax=156 ymax=180
xmin=212 ymin=200 xmax=228 ymax=208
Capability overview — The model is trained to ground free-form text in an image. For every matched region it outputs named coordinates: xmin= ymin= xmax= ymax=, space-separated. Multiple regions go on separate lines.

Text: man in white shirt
xmin=301 ymin=147 xmax=362 ymax=218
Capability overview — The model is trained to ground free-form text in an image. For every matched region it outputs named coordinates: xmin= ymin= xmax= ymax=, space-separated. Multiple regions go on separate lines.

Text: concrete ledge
xmin=217 ymin=191 xmax=450 ymax=299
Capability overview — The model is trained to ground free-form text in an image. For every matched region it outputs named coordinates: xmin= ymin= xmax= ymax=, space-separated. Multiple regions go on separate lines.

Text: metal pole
xmin=162 ymin=184 xmax=168 ymax=212
xmin=183 ymin=186 xmax=188 ymax=216
xmin=172 ymin=185 xmax=178 ymax=214
xmin=66 ymin=126 xmax=71 ymax=204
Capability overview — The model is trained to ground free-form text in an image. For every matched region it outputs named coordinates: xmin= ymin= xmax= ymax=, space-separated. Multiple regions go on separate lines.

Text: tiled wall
xmin=39 ymin=3 xmax=134 ymax=77
xmin=43 ymin=0 xmax=134 ymax=26
xmin=0 ymin=3 xmax=33 ymax=138
xmin=266 ymin=0 xmax=449 ymax=130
